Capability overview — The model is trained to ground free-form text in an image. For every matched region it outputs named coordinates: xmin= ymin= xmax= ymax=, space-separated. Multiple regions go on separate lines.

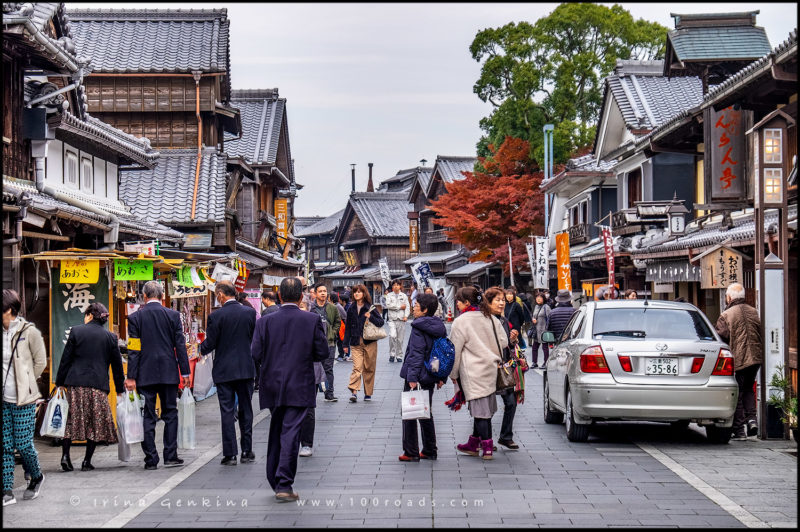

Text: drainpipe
xmin=33 ymin=154 xmax=119 ymax=245
xmin=190 ymin=70 xmax=203 ymax=221
xmin=2 ymin=192 xmax=28 ymax=246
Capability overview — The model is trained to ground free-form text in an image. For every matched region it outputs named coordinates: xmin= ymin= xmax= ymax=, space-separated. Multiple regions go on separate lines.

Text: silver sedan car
xmin=542 ymin=300 xmax=738 ymax=444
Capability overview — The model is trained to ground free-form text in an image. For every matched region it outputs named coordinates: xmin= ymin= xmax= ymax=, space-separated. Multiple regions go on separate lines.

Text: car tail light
xmin=711 ymin=348 xmax=734 ymax=376
xmin=618 ymin=355 xmax=632 ymax=372
xmin=691 ymin=357 xmax=704 ymax=374
xmin=580 ymin=346 xmax=610 ymax=373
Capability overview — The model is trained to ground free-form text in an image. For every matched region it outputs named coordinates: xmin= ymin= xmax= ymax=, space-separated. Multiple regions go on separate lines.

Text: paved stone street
xmin=3 ymin=325 xmax=797 ymax=528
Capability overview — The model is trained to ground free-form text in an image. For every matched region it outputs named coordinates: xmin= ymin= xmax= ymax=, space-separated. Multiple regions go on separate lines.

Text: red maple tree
xmin=430 ymin=136 xmax=546 ymax=276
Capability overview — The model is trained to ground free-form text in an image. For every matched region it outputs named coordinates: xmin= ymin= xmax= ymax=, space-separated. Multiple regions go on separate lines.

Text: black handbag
xmin=491 ymin=316 xmax=516 ymax=392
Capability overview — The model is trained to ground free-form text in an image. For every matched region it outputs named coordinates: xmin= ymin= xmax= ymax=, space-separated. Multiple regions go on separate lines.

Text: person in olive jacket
xmin=56 ymin=302 xmax=125 ymax=472
xmin=398 ymin=293 xmax=446 ymax=462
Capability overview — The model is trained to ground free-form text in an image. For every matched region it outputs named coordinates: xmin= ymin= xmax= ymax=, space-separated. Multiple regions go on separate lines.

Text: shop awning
xmin=322 ymin=266 xmax=380 ymax=279
xmin=404 ymin=250 xmax=463 ymax=265
xmin=645 ymin=260 xmax=702 ymax=283
xmin=445 ymin=261 xmax=496 ymax=278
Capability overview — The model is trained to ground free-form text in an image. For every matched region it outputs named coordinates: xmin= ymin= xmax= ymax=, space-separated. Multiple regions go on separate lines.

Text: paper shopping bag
xmin=401 ymin=388 xmax=431 ymax=420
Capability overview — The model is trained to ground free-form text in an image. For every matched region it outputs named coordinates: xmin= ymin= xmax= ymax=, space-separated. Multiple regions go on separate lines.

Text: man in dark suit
xmin=200 ymin=281 xmax=257 ymax=465
xmin=125 ymin=280 xmax=191 ymax=470
xmin=251 ymin=277 xmax=328 ymax=502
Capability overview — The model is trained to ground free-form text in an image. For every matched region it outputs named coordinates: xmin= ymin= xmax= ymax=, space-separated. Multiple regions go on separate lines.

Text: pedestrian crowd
xmin=2 ymin=278 xmax=764 ymax=506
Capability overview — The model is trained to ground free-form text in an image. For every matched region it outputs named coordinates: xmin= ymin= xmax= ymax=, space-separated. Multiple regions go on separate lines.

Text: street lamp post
xmin=748 ymin=109 xmax=793 ymax=439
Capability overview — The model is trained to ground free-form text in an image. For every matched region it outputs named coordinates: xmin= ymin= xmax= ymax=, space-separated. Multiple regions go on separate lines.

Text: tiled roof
xmin=403 ymin=249 xmax=463 ymax=265
xmin=294 ymin=216 xmax=324 ymax=232
xmin=49 ymin=111 xmax=159 ymax=168
xmin=119 ymin=148 xmax=228 ymax=225
xmin=377 ymin=167 xmax=431 ymax=194
xmin=426 ymin=156 xmax=476 ymax=197
xmin=349 ymin=192 xmax=410 ymax=238
xmin=445 ymin=261 xmax=496 ymax=278
xmin=668 ymin=25 xmax=772 ymax=62
xmin=2 ymin=2 xmax=82 ymax=72
xmin=3 ymin=178 xmax=183 ymax=242
xmin=630 ymin=205 xmax=797 ymax=256
xmin=235 ymin=239 xmax=303 ymax=269
xmin=606 ymin=61 xmax=703 ymax=130
xmin=68 ymin=8 xmax=231 ymax=98
xmin=295 ymin=209 xmax=344 ymax=237
xmin=226 ymin=89 xmax=285 ymax=166
xmin=565 ymin=154 xmax=615 ymax=173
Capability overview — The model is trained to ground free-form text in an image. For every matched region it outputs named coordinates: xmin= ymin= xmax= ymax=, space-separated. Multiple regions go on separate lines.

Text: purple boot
xmin=481 ymin=439 xmax=494 ymax=460
xmin=456 ymin=435 xmax=480 ymax=456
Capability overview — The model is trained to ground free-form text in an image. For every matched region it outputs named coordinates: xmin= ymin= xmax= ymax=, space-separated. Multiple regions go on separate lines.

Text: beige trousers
xmin=348 ymin=339 xmax=378 ymax=396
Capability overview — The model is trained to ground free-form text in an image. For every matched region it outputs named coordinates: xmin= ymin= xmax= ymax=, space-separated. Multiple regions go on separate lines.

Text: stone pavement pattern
xmin=3 ymin=323 xmax=797 ymax=528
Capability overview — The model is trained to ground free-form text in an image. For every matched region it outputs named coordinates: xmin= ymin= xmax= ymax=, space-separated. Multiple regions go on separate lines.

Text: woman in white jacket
xmin=449 ymin=286 xmax=508 ymax=460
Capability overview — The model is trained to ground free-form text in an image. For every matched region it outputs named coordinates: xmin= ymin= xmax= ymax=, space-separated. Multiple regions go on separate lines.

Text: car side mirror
xmin=541 ymin=331 xmax=556 ymax=344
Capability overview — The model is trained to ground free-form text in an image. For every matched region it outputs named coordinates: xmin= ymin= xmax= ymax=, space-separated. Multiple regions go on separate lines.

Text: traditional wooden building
xmin=67 ymin=8 xmax=244 ymax=255
xmin=295 ymin=209 xmax=345 ymax=283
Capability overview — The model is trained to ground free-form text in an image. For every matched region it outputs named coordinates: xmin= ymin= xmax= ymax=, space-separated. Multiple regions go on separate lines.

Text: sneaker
xmin=163 ymin=459 xmax=184 ymax=468
xmin=363 ymin=395 xmax=372 ymax=401
xmin=324 ymin=395 xmax=338 ymax=402
xmin=22 ymin=474 xmax=44 ymax=500
xmin=349 ymin=393 xmax=357 ymax=403
xmin=395 ymin=357 xmax=403 ymax=362
xmin=389 ymin=357 xmax=395 ymax=363
xmin=3 ymin=490 xmax=16 ymax=507
xmin=398 ymin=453 xmax=420 ymax=462
xmin=531 ymin=363 xmax=539 ymax=369
xmin=746 ymin=419 xmax=758 ymax=437
xmin=731 ymin=428 xmax=748 ymax=441
xmin=299 ymin=446 xmax=313 ymax=457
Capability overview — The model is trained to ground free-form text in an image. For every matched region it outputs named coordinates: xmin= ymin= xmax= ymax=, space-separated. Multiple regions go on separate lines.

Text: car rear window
xmin=592 ymin=308 xmax=716 ymax=340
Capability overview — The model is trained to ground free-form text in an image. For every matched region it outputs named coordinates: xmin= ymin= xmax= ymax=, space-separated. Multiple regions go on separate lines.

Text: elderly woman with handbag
xmin=449 ymin=286 xmax=508 ymax=460
xmin=344 ymin=285 xmax=385 ymax=403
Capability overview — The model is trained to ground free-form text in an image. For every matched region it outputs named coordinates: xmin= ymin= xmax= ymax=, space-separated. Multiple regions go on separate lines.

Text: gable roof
xmin=68 ymin=8 xmax=232 ymax=99
xmin=119 ymin=148 xmax=228 ymax=225
xmin=426 ymin=156 xmax=476 ymax=197
xmin=225 ymin=89 xmax=286 ymax=166
xmin=666 ymin=12 xmax=771 ymax=63
xmin=338 ymin=192 xmax=409 ymax=241
xmin=295 ymin=209 xmax=344 ymax=238
xmin=606 ymin=60 xmax=703 ymax=130
xmin=377 ymin=167 xmax=431 ymax=194
xmin=2 ymin=2 xmax=82 ymax=72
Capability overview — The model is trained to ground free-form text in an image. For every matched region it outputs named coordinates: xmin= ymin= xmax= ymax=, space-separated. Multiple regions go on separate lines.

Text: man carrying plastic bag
xmin=177 ymin=388 xmax=195 ymax=450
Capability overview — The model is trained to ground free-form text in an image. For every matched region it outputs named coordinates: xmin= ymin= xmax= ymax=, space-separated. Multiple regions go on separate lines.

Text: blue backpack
xmin=425 ymin=337 xmax=455 ymax=380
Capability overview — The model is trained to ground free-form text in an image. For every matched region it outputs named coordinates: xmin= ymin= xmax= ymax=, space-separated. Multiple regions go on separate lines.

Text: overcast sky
xmin=70 ymin=3 xmax=797 ymax=217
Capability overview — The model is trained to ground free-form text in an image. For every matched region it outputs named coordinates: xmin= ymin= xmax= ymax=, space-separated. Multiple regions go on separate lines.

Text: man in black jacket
xmin=200 ymin=281 xmax=257 ymax=465
xmin=125 ymin=281 xmax=190 ymax=470
xmin=548 ymin=290 xmax=576 ymax=341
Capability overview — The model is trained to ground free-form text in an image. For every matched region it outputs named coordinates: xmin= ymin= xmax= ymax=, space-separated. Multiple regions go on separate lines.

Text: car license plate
xmin=645 ymin=357 xmax=678 ymax=375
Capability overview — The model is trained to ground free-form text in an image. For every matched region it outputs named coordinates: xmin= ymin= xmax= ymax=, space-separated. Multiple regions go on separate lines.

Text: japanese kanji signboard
xmin=113 ymin=259 xmax=153 ymax=281
xmin=532 ymin=237 xmax=549 ymax=290
xmin=123 ymin=241 xmax=156 ymax=256
xmin=274 ymin=199 xmax=289 ymax=246
xmin=378 ymin=258 xmax=392 ymax=289
xmin=59 ymin=260 xmax=99 ymax=284
xmin=50 ymin=267 xmax=109 ymax=383
xmin=601 ymin=227 xmax=615 ymax=297
xmin=710 ymin=105 xmax=745 ymax=200
xmin=555 ymin=232 xmax=572 ymax=291
xmin=171 ymin=282 xmax=208 ymax=299
xmin=697 ymin=246 xmax=744 ymax=289
xmin=409 ymin=219 xmax=419 ymax=253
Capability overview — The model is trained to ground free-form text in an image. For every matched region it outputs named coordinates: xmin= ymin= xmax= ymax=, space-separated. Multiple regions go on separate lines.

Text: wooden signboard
xmin=696 ymin=245 xmax=744 ymax=289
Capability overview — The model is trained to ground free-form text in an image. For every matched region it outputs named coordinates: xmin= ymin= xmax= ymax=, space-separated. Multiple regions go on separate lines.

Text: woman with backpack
xmin=450 ymin=286 xmax=508 ymax=460
xmin=398 ymin=293 xmax=447 ymax=461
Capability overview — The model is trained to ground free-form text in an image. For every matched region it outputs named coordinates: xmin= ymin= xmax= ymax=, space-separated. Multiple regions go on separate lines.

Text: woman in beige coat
xmin=449 ymin=286 xmax=508 ymax=459
xmin=3 ymin=290 xmax=47 ymax=506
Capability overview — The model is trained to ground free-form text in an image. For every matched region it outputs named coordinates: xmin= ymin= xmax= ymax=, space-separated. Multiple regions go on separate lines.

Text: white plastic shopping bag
xmin=401 ymin=387 xmax=431 ymax=420
xmin=118 ymin=390 xmax=145 ymax=444
xmin=177 ymin=388 xmax=196 ymax=450
xmin=193 ymin=354 xmax=215 ymax=400
xmin=40 ymin=387 xmax=69 ymax=438
xmin=115 ymin=392 xmax=141 ymax=461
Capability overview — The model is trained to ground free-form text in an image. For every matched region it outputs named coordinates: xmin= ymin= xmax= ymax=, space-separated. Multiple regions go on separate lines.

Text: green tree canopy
xmin=471 ymin=3 xmax=667 ymax=164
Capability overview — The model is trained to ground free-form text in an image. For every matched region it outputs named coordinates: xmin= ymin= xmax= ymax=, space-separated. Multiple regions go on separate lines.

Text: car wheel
xmin=565 ymin=387 xmax=589 ymax=442
xmin=543 ymin=377 xmax=564 ymax=424
xmin=670 ymin=420 xmax=691 ymax=430
xmin=705 ymin=425 xmax=732 ymax=444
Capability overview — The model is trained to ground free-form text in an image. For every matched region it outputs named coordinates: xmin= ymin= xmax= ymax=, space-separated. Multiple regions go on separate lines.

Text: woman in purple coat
xmin=398 ymin=293 xmax=447 ymax=462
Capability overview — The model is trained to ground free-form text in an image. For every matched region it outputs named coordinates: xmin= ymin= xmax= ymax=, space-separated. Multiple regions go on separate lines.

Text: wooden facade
xmin=2 ymin=51 xmax=31 ymax=181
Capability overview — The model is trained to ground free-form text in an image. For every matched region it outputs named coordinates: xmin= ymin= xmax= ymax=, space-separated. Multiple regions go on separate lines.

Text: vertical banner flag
xmin=378 ymin=258 xmax=392 ymax=289
xmin=601 ymin=227 xmax=615 ymax=297
xmin=409 ymin=219 xmax=419 ymax=253
xmin=534 ymin=237 xmax=549 ymax=290
xmin=274 ymin=199 xmax=289 ymax=246
xmin=555 ymin=232 xmax=572 ymax=291
xmin=417 ymin=262 xmax=433 ymax=288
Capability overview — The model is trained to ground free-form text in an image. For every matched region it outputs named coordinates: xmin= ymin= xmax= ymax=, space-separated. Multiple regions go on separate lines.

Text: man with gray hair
xmin=715 ymin=283 xmax=763 ymax=440
xmin=126 ymin=280 xmax=191 ymax=469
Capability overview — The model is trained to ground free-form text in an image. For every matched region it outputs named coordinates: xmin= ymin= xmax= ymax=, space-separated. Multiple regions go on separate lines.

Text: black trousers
xmin=472 ymin=418 xmax=492 ymax=440
xmin=322 ymin=345 xmax=335 ymax=397
xmin=138 ymin=384 xmax=179 ymax=466
xmin=336 ymin=337 xmax=345 ymax=358
xmin=216 ymin=379 xmax=254 ymax=457
xmin=734 ymin=363 xmax=760 ymax=431
xmin=498 ymin=388 xmax=517 ymax=442
xmin=266 ymin=405 xmax=308 ymax=493
xmin=299 ymin=400 xmax=316 ymax=447
xmin=402 ymin=381 xmax=437 ymax=457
